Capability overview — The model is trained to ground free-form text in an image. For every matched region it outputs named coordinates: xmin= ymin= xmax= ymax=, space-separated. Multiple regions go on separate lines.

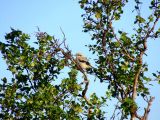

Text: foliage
xmin=0 ymin=28 xmax=106 ymax=119
xmin=0 ymin=0 xmax=160 ymax=120
xmin=79 ymin=0 xmax=159 ymax=119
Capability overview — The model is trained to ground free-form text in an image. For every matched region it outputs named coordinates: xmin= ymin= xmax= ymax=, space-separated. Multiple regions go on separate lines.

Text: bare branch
xmin=110 ymin=102 xmax=120 ymax=120
xmin=135 ymin=97 xmax=155 ymax=120
xmin=142 ymin=97 xmax=155 ymax=120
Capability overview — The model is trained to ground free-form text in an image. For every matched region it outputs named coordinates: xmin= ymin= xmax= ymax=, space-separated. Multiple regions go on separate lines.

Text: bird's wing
xmin=77 ymin=56 xmax=91 ymax=66
xmin=77 ymin=56 xmax=88 ymax=62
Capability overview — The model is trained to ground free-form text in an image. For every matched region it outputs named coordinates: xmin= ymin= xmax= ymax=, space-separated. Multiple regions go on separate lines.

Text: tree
xmin=0 ymin=0 xmax=159 ymax=120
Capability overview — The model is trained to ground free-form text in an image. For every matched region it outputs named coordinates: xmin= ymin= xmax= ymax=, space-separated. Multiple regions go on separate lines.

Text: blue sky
xmin=0 ymin=0 xmax=160 ymax=119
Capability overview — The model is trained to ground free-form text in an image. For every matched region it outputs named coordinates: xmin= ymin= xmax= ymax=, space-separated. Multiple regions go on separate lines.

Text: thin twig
xmin=110 ymin=25 xmax=135 ymax=62
xmin=142 ymin=97 xmax=155 ymax=120
xmin=25 ymin=68 xmax=36 ymax=92
xmin=110 ymin=102 xmax=120 ymax=120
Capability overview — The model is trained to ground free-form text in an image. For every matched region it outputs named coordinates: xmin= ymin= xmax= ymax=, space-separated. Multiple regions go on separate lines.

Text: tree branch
xmin=132 ymin=15 xmax=159 ymax=100
xmin=131 ymin=14 xmax=159 ymax=120
xmin=142 ymin=97 xmax=155 ymax=120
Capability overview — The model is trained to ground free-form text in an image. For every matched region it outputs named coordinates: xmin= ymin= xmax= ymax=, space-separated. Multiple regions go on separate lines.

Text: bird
xmin=75 ymin=52 xmax=92 ymax=70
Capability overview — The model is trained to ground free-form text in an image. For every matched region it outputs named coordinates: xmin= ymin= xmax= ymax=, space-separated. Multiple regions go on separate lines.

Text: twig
xmin=58 ymin=36 xmax=91 ymax=100
xmin=110 ymin=25 xmax=135 ymax=62
xmin=142 ymin=97 xmax=155 ymax=120
xmin=110 ymin=102 xmax=120 ymax=120
xmin=135 ymin=97 xmax=155 ymax=120
xmin=25 ymin=68 xmax=36 ymax=92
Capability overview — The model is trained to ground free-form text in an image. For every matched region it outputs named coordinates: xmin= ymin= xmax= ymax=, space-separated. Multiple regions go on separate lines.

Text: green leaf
xmin=136 ymin=16 xmax=146 ymax=23
xmin=95 ymin=12 xmax=102 ymax=19
xmin=30 ymin=62 xmax=35 ymax=67
xmin=2 ymin=77 xmax=7 ymax=83
xmin=152 ymin=73 xmax=157 ymax=77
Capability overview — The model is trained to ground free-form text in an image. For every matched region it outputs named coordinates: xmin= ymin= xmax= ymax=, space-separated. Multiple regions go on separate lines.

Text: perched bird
xmin=75 ymin=52 xmax=91 ymax=70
